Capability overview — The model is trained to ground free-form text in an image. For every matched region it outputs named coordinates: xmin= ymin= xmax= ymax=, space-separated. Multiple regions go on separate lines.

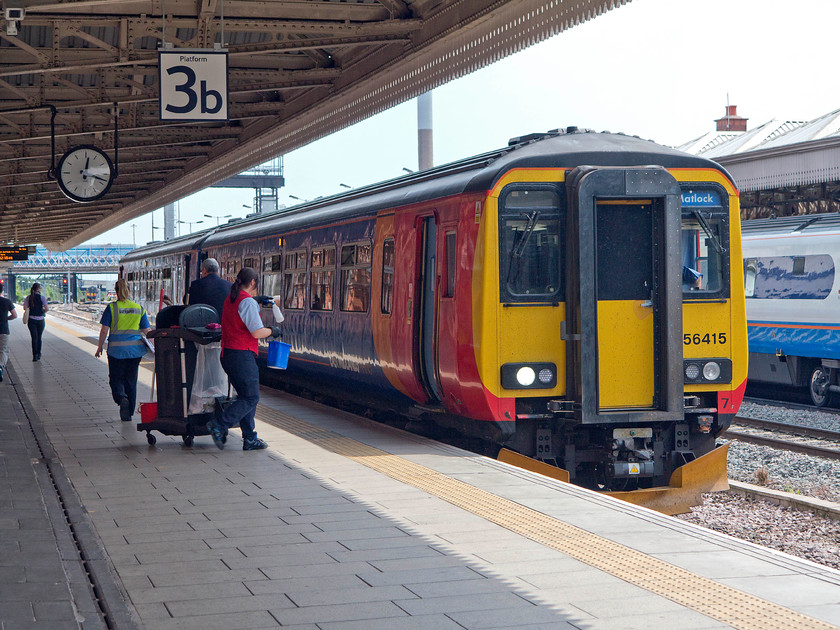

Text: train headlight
xmin=501 ymin=363 xmax=557 ymax=389
xmin=516 ymin=367 xmax=536 ymax=386
xmin=683 ymin=359 xmax=732 ymax=384
xmin=702 ymin=361 xmax=721 ymax=381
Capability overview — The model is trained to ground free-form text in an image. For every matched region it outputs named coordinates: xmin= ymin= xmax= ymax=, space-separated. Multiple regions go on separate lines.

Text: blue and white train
xmin=742 ymin=213 xmax=840 ymax=406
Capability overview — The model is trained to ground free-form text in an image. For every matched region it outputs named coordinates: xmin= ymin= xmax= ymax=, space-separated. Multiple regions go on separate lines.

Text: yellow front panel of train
xmin=597 ymin=300 xmax=655 ymax=408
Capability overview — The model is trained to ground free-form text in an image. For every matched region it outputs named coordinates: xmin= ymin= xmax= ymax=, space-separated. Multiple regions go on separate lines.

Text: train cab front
xmin=487 ymin=164 xmax=747 ymax=514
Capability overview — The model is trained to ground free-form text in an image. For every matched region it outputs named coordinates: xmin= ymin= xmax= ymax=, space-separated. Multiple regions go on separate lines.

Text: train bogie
xmin=121 ymin=130 xmax=748 ymax=512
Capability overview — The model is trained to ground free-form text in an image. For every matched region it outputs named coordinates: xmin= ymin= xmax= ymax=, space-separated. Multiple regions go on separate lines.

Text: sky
xmin=90 ymin=0 xmax=840 ymax=247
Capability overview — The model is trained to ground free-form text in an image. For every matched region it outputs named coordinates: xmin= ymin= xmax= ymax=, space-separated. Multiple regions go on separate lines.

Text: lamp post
xmin=204 ymin=213 xmax=232 ymax=225
xmin=177 ymin=219 xmax=204 ymax=235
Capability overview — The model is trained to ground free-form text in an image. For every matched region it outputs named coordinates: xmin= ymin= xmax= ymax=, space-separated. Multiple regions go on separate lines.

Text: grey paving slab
xmin=268 ymin=600 xmax=408 ymax=625
xmin=319 ymin=615 xmax=466 ymax=630
xmin=446 ymin=603 xmax=589 ymax=629
xmin=395 ymin=590 xmax=534 ymax=616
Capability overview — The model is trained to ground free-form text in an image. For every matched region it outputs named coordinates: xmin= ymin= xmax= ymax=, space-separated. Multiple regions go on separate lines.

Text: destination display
xmin=0 ymin=246 xmax=29 ymax=261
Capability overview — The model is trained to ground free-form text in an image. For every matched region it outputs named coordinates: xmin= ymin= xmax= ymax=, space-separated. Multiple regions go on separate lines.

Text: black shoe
xmin=243 ymin=436 xmax=268 ymax=451
xmin=119 ymin=397 xmax=132 ymax=422
xmin=0 ymin=367 xmax=3 ymax=382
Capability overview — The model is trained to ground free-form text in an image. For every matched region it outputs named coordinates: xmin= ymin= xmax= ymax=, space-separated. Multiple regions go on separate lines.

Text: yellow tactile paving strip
xmin=257 ymin=406 xmax=835 ymax=630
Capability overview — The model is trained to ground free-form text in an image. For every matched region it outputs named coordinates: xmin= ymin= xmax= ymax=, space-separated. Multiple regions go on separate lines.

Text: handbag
xmin=22 ymin=307 xmax=29 ymax=325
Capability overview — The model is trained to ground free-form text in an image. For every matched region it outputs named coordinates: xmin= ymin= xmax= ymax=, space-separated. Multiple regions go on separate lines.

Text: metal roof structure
xmin=0 ymin=0 xmax=630 ymax=251
xmin=679 ymin=107 xmax=840 ymax=219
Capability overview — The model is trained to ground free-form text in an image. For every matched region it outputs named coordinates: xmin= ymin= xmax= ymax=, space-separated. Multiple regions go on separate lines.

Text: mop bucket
xmin=267 ymin=341 xmax=291 ymax=369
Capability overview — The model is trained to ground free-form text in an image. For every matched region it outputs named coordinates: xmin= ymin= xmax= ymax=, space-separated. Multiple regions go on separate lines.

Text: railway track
xmin=743 ymin=395 xmax=840 ymax=417
xmin=726 ymin=415 xmax=840 ymax=460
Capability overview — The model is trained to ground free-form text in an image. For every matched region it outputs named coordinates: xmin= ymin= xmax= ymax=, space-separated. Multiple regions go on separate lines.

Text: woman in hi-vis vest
xmin=206 ymin=267 xmax=282 ymax=451
xmin=95 ymin=279 xmax=151 ymax=422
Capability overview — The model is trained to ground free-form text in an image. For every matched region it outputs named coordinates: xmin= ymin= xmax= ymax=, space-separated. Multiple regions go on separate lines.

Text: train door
xmin=565 ymin=167 xmax=683 ymax=424
xmin=416 ymin=216 xmax=443 ymax=401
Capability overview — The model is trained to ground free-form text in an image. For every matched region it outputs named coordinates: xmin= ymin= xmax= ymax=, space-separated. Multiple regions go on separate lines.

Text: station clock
xmin=56 ymin=145 xmax=115 ymax=202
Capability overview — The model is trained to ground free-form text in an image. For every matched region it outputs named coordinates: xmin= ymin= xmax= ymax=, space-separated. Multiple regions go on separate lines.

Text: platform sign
xmin=159 ymin=50 xmax=228 ymax=122
xmin=0 ymin=246 xmax=29 ymax=261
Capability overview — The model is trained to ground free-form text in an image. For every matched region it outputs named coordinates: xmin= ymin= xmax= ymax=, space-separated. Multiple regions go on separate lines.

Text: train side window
xmin=381 ymin=238 xmax=395 ymax=314
xmin=310 ymin=246 xmax=335 ymax=311
xmin=444 ymin=231 xmax=456 ymax=298
xmin=262 ymin=254 xmax=283 ymax=301
xmin=498 ymin=187 xmax=563 ymax=303
xmin=340 ymin=242 xmax=371 ymax=312
xmin=283 ymin=250 xmax=306 ymax=309
xmin=744 ymin=259 xmax=757 ymax=298
xmin=749 ymin=254 xmax=834 ymax=299
xmin=244 ymin=257 xmax=258 ymax=270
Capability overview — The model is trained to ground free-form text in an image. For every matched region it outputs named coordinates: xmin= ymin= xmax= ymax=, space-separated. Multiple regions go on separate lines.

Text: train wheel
xmin=146 ymin=433 xmax=157 ymax=445
xmin=809 ymin=366 xmax=833 ymax=407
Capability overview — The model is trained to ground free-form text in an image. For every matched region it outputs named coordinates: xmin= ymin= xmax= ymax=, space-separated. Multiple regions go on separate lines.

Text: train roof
xmin=124 ymin=130 xmax=731 ymax=260
xmin=741 ymin=213 xmax=840 ymax=238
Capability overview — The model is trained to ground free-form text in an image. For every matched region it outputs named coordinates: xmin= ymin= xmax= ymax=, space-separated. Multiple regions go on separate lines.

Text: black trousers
xmin=107 ymin=355 xmax=142 ymax=413
xmin=27 ymin=319 xmax=45 ymax=358
xmin=219 ymin=349 xmax=260 ymax=439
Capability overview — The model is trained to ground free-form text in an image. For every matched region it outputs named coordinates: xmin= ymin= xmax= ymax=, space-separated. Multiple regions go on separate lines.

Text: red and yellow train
xmin=121 ymin=129 xmax=748 ymax=513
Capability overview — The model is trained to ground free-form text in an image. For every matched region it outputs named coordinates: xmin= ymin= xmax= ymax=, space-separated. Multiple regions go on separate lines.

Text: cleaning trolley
xmin=138 ymin=304 xmax=225 ymax=446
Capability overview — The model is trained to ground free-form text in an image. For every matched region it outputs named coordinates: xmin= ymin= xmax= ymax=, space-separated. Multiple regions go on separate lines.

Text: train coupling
xmin=611 ymin=428 xmax=655 ymax=479
xmin=546 ymin=399 xmax=576 ymax=414
xmin=614 ymin=460 xmax=655 ymax=478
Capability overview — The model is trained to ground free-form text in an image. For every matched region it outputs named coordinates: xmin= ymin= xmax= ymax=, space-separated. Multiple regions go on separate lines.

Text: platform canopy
xmin=0 ymin=0 xmax=628 ymax=250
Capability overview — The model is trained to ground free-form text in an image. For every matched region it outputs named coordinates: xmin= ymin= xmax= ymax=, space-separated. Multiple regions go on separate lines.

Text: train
xmin=83 ymin=286 xmax=101 ymax=302
xmin=742 ymin=214 xmax=840 ymax=407
xmin=121 ymin=129 xmax=748 ymax=513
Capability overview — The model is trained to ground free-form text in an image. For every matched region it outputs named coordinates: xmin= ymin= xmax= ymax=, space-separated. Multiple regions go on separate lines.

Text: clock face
xmin=57 ymin=145 xmax=115 ymax=202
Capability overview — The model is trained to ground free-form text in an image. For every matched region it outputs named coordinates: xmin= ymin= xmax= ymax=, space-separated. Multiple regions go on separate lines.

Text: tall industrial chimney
xmin=418 ymin=92 xmax=433 ymax=171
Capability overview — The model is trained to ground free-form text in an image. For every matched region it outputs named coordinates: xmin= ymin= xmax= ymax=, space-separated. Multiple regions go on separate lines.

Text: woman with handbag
xmin=22 ymin=283 xmax=48 ymax=361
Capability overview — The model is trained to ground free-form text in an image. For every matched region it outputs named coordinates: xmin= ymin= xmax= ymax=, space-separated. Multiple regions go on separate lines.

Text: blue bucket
xmin=267 ymin=341 xmax=291 ymax=369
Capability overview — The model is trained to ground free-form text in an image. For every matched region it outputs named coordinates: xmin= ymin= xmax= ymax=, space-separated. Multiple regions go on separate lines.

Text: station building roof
xmin=679 ymin=107 xmax=840 ymax=195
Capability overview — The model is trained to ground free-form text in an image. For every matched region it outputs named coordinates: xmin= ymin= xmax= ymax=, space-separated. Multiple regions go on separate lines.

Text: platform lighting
xmin=204 ymin=213 xmax=232 ymax=225
xmin=177 ymin=219 xmax=204 ymax=234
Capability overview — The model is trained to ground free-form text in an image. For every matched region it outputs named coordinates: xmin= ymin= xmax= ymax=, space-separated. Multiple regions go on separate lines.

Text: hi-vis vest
xmin=107 ymin=300 xmax=146 ymax=357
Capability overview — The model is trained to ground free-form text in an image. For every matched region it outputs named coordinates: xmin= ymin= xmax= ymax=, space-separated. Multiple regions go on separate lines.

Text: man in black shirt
xmin=0 ymin=290 xmax=17 ymax=382
xmin=187 ymin=258 xmax=231 ymax=322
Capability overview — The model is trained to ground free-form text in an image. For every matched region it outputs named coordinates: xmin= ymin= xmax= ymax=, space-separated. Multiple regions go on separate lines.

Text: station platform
xmin=2 ymin=313 xmax=840 ymax=630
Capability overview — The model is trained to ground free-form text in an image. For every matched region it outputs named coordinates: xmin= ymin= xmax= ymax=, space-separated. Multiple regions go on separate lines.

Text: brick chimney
xmin=715 ymin=105 xmax=747 ymax=132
